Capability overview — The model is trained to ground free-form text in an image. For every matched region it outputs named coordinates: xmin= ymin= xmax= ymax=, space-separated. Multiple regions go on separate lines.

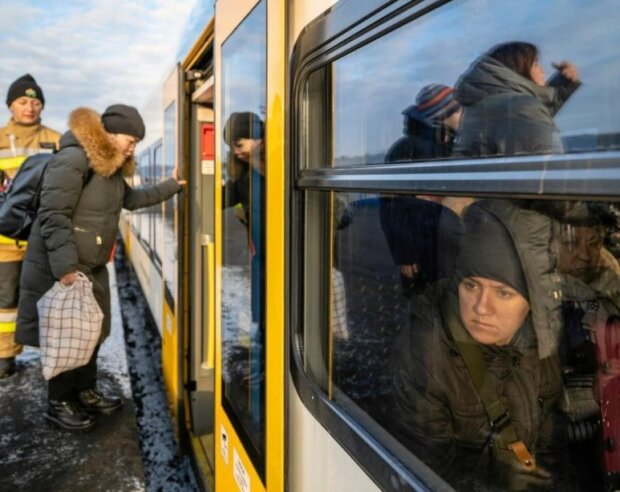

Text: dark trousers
xmin=48 ymin=345 xmax=100 ymax=401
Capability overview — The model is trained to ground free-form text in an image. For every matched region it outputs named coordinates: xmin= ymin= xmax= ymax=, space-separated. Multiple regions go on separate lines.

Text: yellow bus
xmin=121 ymin=0 xmax=620 ymax=490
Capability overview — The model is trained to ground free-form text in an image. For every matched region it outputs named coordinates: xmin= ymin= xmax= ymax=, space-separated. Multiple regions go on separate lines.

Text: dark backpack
xmin=0 ymin=153 xmax=54 ymax=241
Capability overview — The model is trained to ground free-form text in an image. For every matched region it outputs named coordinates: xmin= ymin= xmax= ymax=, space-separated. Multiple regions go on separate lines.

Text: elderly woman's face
xmin=554 ymin=225 xmax=603 ymax=281
xmin=109 ymin=133 xmax=139 ymax=159
xmin=458 ymin=276 xmax=530 ymax=346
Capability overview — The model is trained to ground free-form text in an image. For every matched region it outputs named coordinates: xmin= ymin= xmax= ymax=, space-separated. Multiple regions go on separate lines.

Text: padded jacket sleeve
xmin=122 ymin=177 xmax=182 ymax=211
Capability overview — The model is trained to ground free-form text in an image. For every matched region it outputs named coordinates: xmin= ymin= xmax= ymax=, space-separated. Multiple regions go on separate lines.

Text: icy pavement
xmin=0 ymin=264 xmax=144 ymax=492
xmin=114 ymin=244 xmax=199 ymax=492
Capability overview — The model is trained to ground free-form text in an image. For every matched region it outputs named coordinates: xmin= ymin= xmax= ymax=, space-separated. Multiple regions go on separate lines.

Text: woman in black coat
xmin=16 ymin=105 xmax=184 ymax=431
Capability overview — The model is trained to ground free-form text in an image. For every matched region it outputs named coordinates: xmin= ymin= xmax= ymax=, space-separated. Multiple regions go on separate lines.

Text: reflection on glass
xmin=163 ymin=102 xmax=177 ymax=304
xmin=327 ymin=0 xmax=620 ymax=166
xmin=323 ymin=192 xmax=620 ymax=490
xmin=330 ymin=192 xmax=462 ymax=417
xmin=220 ymin=0 xmax=266 ymax=475
xmin=152 ymin=146 xmax=163 ymax=265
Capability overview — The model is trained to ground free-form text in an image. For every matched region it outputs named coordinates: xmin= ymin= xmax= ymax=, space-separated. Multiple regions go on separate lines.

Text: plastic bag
xmin=37 ymin=272 xmax=103 ymax=380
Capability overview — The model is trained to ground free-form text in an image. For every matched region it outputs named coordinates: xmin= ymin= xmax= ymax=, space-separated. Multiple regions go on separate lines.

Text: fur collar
xmin=68 ymin=107 xmax=135 ymax=177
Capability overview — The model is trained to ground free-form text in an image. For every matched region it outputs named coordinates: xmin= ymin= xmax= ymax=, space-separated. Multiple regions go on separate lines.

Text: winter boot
xmin=0 ymin=357 xmax=16 ymax=378
xmin=46 ymin=400 xmax=96 ymax=432
xmin=78 ymin=388 xmax=123 ymax=415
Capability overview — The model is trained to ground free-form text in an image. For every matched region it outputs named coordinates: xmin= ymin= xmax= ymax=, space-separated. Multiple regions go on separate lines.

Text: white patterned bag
xmin=37 ymin=272 xmax=103 ymax=380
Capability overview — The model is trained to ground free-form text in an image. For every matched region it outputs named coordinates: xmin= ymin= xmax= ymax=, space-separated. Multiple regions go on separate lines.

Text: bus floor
xmin=0 ymin=264 xmax=143 ymax=492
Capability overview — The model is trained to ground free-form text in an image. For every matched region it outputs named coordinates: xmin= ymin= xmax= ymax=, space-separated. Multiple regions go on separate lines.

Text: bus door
xmin=214 ymin=0 xmax=285 ymax=491
xmin=187 ymin=69 xmax=217 ymax=449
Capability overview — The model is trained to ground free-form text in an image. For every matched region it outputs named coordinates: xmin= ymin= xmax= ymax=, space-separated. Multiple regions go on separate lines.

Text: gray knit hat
xmin=101 ymin=104 xmax=145 ymax=140
xmin=457 ymin=203 xmax=528 ymax=301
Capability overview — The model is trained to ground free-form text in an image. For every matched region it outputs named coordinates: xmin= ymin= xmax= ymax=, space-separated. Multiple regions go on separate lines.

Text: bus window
xmin=307 ymin=191 xmax=620 ymax=490
xmin=220 ymin=0 xmax=266 ymax=478
xmin=163 ymin=102 xmax=177 ymax=306
xmin=139 ymin=153 xmax=151 ymax=247
xmin=152 ymin=145 xmax=163 ymax=266
xmin=296 ymin=1 xmax=620 ymax=489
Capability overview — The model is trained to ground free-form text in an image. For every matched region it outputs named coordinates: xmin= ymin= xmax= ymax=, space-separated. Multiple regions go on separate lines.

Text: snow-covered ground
xmin=114 ymin=245 xmax=198 ymax=492
xmin=0 ymin=264 xmax=144 ymax=491
xmin=99 ymin=264 xmax=133 ymax=398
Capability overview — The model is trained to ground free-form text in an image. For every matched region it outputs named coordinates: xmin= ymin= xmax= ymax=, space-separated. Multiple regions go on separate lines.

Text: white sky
xmin=0 ymin=0 xmax=204 ymax=136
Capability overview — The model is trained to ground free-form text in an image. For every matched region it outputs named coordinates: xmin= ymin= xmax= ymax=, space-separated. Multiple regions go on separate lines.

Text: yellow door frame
xmin=214 ymin=0 xmax=285 ymax=491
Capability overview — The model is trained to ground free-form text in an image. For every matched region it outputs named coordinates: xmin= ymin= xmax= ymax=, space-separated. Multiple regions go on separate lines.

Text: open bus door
xmin=185 ymin=62 xmax=218 ymax=484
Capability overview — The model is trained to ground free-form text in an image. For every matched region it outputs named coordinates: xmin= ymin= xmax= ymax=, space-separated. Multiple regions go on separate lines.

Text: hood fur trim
xmin=68 ymin=107 xmax=135 ymax=177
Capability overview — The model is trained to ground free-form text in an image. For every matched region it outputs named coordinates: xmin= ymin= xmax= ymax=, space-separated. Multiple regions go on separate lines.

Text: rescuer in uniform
xmin=0 ymin=74 xmax=60 ymax=378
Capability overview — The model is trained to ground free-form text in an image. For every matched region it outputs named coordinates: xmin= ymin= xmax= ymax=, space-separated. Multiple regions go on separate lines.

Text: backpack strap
xmin=447 ymin=315 xmax=537 ymax=471
xmin=83 ymin=167 xmax=94 ymax=186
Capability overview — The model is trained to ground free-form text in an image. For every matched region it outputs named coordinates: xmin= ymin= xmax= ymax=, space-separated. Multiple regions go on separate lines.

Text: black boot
xmin=0 ymin=357 xmax=16 ymax=379
xmin=46 ymin=400 xmax=96 ymax=432
xmin=78 ymin=389 xmax=123 ymax=415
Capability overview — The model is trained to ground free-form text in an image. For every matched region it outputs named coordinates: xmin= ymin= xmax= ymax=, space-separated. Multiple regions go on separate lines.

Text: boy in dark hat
xmin=0 ymin=74 xmax=61 ymax=378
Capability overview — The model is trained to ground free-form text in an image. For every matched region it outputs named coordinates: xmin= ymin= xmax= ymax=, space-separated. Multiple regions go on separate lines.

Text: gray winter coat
xmin=455 ymin=56 xmax=580 ymax=157
xmin=16 ymin=108 xmax=182 ymax=347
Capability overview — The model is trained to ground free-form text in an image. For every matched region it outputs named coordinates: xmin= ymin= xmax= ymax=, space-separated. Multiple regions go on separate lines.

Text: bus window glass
xmin=139 ymin=153 xmax=151 ymax=245
xmin=306 ymin=189 xmax=620 ymax=490
xmin=324 ymin=0 xmax=620 ymax=167
xmin=163 ymin=102 xmax=177 ymax=306
xmin=220 ymin=0 xmax=266 ymax=475
xmin=152 ymin=145 xmax=163 ymax=266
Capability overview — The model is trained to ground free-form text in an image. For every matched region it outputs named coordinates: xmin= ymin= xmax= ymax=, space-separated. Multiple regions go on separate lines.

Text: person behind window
xmin=455 ymin=41 xmax=581 ymax=157
xmin=381 ymin=84 xmax=464 ymax=297
xmin=0 ymin=74 xmax=61 ymax=379
xmin=390 ymin=200 xmax=571 ymax=491
xmin=549 ymin=203 xmax=620 ymax=490
xmin=15 ymin=105 xmax=185 ymax=432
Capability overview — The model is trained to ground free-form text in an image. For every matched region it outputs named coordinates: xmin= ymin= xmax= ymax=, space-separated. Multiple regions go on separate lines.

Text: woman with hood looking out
xmin=455 ymin=41 xmax=581 ymax=157
xmin=15 ymin=105 xmax=185 ymax=432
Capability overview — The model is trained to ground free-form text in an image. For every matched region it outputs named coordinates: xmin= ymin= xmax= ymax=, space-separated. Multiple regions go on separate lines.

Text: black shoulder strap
xmin=83 ymin=167 xmax=94 ymax=186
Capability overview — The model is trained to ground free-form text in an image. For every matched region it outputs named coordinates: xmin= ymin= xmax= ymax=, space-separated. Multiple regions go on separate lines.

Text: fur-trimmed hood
xmin=64 ymin=107 xmax=135 ymax=177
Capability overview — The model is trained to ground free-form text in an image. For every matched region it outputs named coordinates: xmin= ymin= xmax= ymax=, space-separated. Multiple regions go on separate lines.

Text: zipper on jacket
xmin=74 ymin=226 xmax=103 ymax=245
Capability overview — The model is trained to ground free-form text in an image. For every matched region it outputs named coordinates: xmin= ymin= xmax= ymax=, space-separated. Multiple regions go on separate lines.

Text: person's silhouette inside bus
xmin=550 ymin=203 xmax=620 ymax=490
